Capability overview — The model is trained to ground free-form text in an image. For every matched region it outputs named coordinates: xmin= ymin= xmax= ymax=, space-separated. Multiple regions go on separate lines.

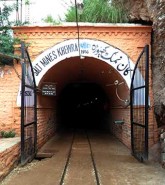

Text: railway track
xmin=59 ymin=129 xmax=101 ymax=185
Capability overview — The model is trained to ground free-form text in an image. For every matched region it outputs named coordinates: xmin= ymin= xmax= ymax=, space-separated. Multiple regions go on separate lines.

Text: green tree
xmin=0 ymin=4 xmax=21 ymax=64
xmin=42 ymin=15 xmax=60 ymax=25
xmin=65 ymin=0 xmax=128 ymax=23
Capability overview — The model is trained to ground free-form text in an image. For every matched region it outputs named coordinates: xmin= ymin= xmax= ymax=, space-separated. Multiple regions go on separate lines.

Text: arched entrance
xmin=19 ymin=38 xmax=149 ymax=164
xmin=34 ymin=38 xmax=135 ymax=145
xmin=32 ymin=39 xmax=135 ymax=133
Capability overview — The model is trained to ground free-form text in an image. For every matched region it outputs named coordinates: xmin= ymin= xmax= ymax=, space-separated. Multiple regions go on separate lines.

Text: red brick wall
xmin=110 ymin=108 xmax=131 ymax=148
xmin=0 ymin=63 xmax=21 ymax=134
xmin=37 ymin=108 xmax=56 ymax=148
xmin=13 ymin=25 xmax=152 ymax=62
xmin=110 ymin=107 xmax=158 ymax=149
xmin=0 ymin=141 xmax=20 ymax=181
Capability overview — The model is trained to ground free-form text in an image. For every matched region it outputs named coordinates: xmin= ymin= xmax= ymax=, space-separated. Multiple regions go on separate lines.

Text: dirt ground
xmin=1 ymin=131 xmax=165 ymax=185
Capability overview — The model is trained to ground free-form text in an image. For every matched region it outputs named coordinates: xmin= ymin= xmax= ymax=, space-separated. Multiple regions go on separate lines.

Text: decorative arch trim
xmin=32 ymin=39 xmax=135 ymax=88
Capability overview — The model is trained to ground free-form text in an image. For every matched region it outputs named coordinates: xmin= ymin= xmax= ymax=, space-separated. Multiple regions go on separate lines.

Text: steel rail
xmin=59 ymin=131 xmax=75 ymax=185
xmin=59 ymin=129 xmax=101 ymax=185
xmin=86 ymin=130 xmax=101 ymax=185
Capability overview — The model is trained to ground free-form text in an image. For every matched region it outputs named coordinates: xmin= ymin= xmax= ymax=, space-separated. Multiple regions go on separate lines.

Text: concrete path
xmin=1 ymin=131 xmax=165 ymax=185
xmin=89 ymin=131 xmax=165 ymax=185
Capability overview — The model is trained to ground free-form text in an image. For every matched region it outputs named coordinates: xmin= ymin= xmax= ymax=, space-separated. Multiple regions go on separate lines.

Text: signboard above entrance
xmin=32 ymin=39 xmax=135 ymax=88
xmin=16 ymin=39 xmax=146 ymax=107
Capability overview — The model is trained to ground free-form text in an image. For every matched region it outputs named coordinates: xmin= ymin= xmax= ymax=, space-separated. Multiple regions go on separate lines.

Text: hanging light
xmin=76 ymin=1 xmax=84 ymax=15
xmin=75 ymin=0 xmax=84 ymax=59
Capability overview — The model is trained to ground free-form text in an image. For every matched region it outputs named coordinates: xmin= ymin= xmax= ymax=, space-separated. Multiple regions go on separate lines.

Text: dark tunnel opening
xmin=57 ymin=82 xmax=110 ymax=131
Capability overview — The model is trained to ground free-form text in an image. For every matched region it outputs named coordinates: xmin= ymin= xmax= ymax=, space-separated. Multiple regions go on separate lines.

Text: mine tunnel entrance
xmin=57 ymin=82 xmax=109 ymax=130
xmin=20 ymin=39 xmax=150 ymax=164
xmin=35 ymin=53 xmax=132 ymax=153
xmin=20 ymin=43 xmax=134 ymax=165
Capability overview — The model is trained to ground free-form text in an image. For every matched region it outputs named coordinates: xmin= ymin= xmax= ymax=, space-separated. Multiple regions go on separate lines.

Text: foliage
xmin=0 ymin=130 xmax=16 ymax=138
xmin=42 ymin=15 xmax=61 ymax=25
xmin=0 ymin=4 xmax=21 ymax=61
xmin=25 ymin=0 xmax=30 ymax=5
xmin=65 ymin=6 xmax=76 ymax=22
xmin=65 ymin=0 xmax=128 ymax=23
xmin=0 ymin=28 xmax=20 ymax=54
xmin=0 ymin=3 xmax=14 ymax=26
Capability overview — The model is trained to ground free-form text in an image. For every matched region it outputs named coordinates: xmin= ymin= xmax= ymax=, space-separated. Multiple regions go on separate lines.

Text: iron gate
xmin=21 ymin=42 xmax=37 ymax=165
xmin=130 ymin=45 xmax=149 ymax=162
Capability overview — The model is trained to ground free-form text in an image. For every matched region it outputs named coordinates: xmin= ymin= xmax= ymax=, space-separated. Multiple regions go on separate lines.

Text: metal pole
xmin=145 ymin=45 xmax=149 ymax=160
xmin=74 ymin=0 xmax=81 ymax=58
xmin=16 ymin=0 xmax=19 ymax=25
xmin=20 ymin=42 xmax=25 ymax=164
xmin=0 ymin=8 xmax=3 ymax=26
xmin=21 ymin=61 xmax=25 ymax=164
xmin=21 ymin=0 xmax=22 ymax=23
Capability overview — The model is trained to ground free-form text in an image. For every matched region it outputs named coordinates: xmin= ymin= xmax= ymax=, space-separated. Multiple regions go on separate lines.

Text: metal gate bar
xmin=130 ymin=45 xmax=149 ymax=162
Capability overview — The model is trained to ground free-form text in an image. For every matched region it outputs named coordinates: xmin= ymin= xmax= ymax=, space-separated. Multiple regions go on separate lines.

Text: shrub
xmin=65 ymin=0 xmax=128 ymax=23
xmin=0 ymin=130 xmax=16 ymax=138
